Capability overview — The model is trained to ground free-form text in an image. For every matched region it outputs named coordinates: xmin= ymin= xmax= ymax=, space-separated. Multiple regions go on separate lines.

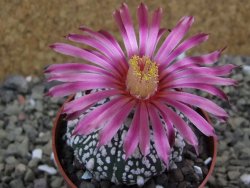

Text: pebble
xmin=240 ymin=174 xmax=250 ymax=185
xmin=32 ymin=148 xmax=43 ymax=159
xmin=34 ymin=178 xmax=48 ymax=188
xmin=38 ymin=164 xmax=57 ymax=175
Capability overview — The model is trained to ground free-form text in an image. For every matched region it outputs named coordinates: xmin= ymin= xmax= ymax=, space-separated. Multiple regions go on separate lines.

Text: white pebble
xmin=81 ymin=170 xmax=92 ymax=179
xmin=170 ymin=162 xmax=177 ymax=169
xmin=38 ymin=165 xmax=57 ymax=175
xmin=136 ymin=176 xmax=145 ymax=186
xmin=243 ymin=65 xmax=250 ymax=75
xmin=194 ymin=165 xmax=203 ymax=176
xmin=241 ymin=174 xmax=250 ymax=185
xmin=156 ymin=185 xmax=164 ymax=188
xmin=32 ymin=148 xmax=42 ymax=159
xmin=204 ymin=157 xmax=212 ymax=165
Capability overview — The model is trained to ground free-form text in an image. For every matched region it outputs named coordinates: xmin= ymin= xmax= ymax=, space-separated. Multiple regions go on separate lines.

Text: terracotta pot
xmin=52 ymin=96 xmax=217 ymax=188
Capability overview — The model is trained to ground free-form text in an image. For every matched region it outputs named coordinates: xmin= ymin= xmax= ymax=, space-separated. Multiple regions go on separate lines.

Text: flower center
xmin=126 ymin=55 xmax=159 ymax=99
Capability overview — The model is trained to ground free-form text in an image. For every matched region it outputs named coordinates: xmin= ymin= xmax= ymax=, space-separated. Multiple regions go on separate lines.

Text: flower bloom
xmin=46 ymin=3 xmax=236 ymax=165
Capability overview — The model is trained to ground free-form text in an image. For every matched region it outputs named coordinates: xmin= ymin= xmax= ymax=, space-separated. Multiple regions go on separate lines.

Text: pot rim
xmin=52 ymin=95 xmax=217 ymax=188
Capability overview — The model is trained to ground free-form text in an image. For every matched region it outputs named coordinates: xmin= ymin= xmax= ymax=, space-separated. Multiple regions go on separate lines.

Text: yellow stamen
xmin=126 ymin=55 xmax=159 ymax=99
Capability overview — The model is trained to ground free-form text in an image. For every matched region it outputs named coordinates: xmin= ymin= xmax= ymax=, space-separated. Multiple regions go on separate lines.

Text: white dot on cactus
xmin=151 ymin=166 xmax=156 ymax=172
xmin=128 ymin=174 xmax=133 ymax=179
xmin=73 ymin=136 xmax=79 ymax=144
xmin=170 ymin=162 xmax=177 ymax=169
xmin=141 ymin=168 xmax=145 ymax=173
xmin=101 ymin=148 xmax=107 ymax=157
xmin=105 ymin=156 xmax=111 ymax=164
xmin=111 ymin=147 xmax=116 ymax=155
xmin=117 ymin=150 xmax=121 ymax=157
xmin=86 ymin=158 xmax=94 ymax=170
xmin=103 ymin=166 xmax=108 ymax=170
xmin=128 ymin=160 xmax=133 ymax=166
xmin=97 ymin=166 xmax=102 ymax=172
xmin=125 ymin=165 xmax=130 ymax=172
xmin=137 ymin=176 xmax=145 ymax=186
xmin=122 ymin=154 xmax=126 ymax=160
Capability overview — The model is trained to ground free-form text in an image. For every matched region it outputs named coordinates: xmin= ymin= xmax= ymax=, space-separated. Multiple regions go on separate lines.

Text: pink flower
xmin=45 ymin=3 xmax=236 ymax=165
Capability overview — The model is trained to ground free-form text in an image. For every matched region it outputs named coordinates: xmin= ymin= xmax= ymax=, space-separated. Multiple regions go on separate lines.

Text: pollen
xmin=126 ymin=56 xmax=159 ymax=99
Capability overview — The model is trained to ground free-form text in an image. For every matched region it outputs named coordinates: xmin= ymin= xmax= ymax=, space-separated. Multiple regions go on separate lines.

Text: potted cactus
xmin=46 ymin=3 xmax=235 ymax=188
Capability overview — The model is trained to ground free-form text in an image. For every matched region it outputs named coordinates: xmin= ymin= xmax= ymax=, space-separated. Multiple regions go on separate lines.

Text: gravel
xmin=0 ymin=55 xmax=249 ymax=187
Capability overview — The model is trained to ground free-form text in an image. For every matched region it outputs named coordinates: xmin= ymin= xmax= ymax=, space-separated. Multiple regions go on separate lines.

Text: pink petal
xmin=98 ymin=100 xmax=135 ymax=146
xmin=151 ymin=101 xmax=198 ymax=151
xmin=148 ymin=103 xmax=171 ymax=165
xmin=162 ymin=83 xmax=228 ymax=101
xmin=160 ymin=97 xmax=217 ymax=138
xmin=63 ymin=89 xmax=123 ymax=114
xmin=113 ymin=9 xmax=133 ymax=57
xmin=50 ymin=43 xmax=118 ymax=73
xmin=44 ymin=63 xmax=110 ymax=76
xmin=155 ymin=106 xmax=175 ymax=147
xmin=67 ymin=34 xmax=125 ymax=75
xmin=154 ymin=16 xmax=194 ymax=64
xmin=162 ymin=76 xmax=236 ymax=89
xmin=119 ymin=3 xmax=138 ymax=55
xmin=47 ymin=72 xmax=119 ymax=85
xmin=139 ymin=102 xmax=150 ymax=156
xmin=162 ymin=65 xmax=235 ymax=83
xmin=145 ymin=7 xmax=163 ymax=57
xmin=74 ymin=97 xmax=132 ymax=135
xmin=124 ymin=104 xmax=140 ymax=158
xmin=137 ymin=3 xmax=148 ymax=56
xmin=160 ymin=50 xmax=222 ymax=79
xmin=46 ymin=81 xmax=118 ymax=97
xmin=159 ymin=33 xmax=209 ymax=70
xmin=158 ymin=91 xmax=228 ymax=118
xmin=79 ymin=26 xmax=127 ymax=68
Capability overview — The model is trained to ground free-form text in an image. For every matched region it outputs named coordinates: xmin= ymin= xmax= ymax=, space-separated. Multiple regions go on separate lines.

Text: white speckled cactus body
xmin=64 ymin=91 xmax=186 ymax=185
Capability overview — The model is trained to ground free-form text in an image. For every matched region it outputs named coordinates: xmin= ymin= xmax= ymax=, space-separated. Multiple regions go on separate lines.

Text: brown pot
xmin=52 ymin=96 xmax=217 ymax=188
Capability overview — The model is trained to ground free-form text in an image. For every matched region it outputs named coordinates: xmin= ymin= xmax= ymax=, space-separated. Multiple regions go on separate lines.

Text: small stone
xmin=243 ymin=65 xmax=250 ymax=76
xmin=193 ymin=165 xmax=203 ymax=177
xmin=143 ymin=179 xmax=155 ymax=188
xmin=3 ymin=75 xmax=28 ymax=93
xmin=227 ymin=170 xmax=241 ymax=180
xmin=81 ymin=170 xmax=93 ymax=179
xmin=169 ymin=169 xmax=184 ymax=182
xmin=137 ymin=176 xmax=145 ymax=186
xmin=34 ymin=178 xmax=47 ymax=188
xmin=28 ymin=158 xmax=40 ymax=169
xmin=181 ymin=166 xmax=193 ymax=175
xmin=240 ymin=174 xmax=250 ymax=185
xmin=38 ymin=164 xmax=57 ymax=175
xmin=204 ymin=157 xmax=212 ymax=165
xmin=24 ymin=168 xmax=35 ymax=182
xmin=79 ymin=181 xmax=95 ymax=188
xmin=10 ymin=178 xmax=25 ymax=188
xmin=100 ymin=180 xmax=112 ymax=188
xmin=50 ymin=177 xmax=63 ymax=188
xmin=5 ymin=156 xmax=17 ymax=164
xmin=32 ymin=148 xmax=43 ymax=159
xmin=14 ymin=163 xmax=26 ymax=177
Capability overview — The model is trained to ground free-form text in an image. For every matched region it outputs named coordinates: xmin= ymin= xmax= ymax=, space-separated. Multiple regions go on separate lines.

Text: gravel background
xmin=0 ymin=55 xmax=250 ymax=187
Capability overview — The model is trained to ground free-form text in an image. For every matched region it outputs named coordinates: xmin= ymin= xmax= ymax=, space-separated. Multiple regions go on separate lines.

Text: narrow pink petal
xmin=98 ymin=100 xmax=135 ymax=146
xmin=47 ymin=72 xmax=120 ymax=86
xmin=160 ymin=97 xmax=217 ymax=137
xmin=154 ymin=16 xmax=194 ymax=64
xmin=47 ymin=81 xmax=118 ymax=97
xmin=63 ymin=89 xmax=123 ymax=114
xmin=162 ymin=65 xmax=236 ymax=83
xmin=139 ymin=102 xmax=150 ymax=156
xmin=155 ymin=106 xmax=175 ymax=147
xmin=45 ymin=63 xmax=109 ymax=75
xmin=145 ymin=8 xmax=163 ymax=57
xmin=158 ymin=91 xmax=228 ymax=118
xmin=124 ymin=105 xmax=140 ymax=158
xmin=98 ymin=30 xmax=128 ymax=69
xmin=119 ymin=3 xmax=138 ymax=55
xmin=159 ymin=33 xmax=209 ymax=70
xmin=148 ymin=103 xmax=170 ymax=165
xmin=151 ymin=101 xmax=198 ymax=150
xmin=67 ymin=34 xmax=124 ymax=75
xmin=74 ymin=97 xmax=132 ymax=135
xmin=160 ymin=50 xmax=222 ymax=80
xmin=137 ymin=3 xmax=148 ymax=56
xmin=50 ymin=43 xmax=118 ymax=72
xmin=162 ymin=76 xmax=236 ymax=89
xmin=162 ymin=83 xmax=228 ymax=101
xmin=113 ymin=10 xmax=133 ymax=57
